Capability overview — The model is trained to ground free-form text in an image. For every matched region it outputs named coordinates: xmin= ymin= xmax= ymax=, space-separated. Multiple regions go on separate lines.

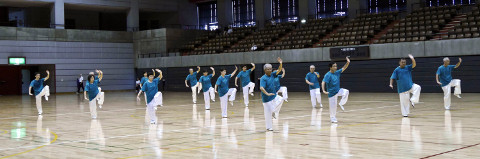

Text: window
xmin=233 ymin=0 xmax=256 ymax=27
xmin=198 ymin=1 xmax=218 ymax=30
xmin=272 ymin=0 xmax=299 ymax=22
xmin=316 ymin=0 xmax=348 ymax=19
xmin=426 ymin=0 xmax=475 ymax=7
xmin=368 ymin=0 xmax=406 ymax=13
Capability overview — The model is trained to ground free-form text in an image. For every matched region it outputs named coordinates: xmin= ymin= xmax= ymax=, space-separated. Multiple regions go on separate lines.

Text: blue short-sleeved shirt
xmin=30 ymin=78 xmax=45 ymax=96
xmin=260 ymin=71 xmax=278 ymax=103
xmin=141 ymin=78 xmax=160 ymax=104
xmin=237 ymin=70 xmax=252 ymax=87
xmin=391 ymin=64 xmax=414 ymax=93
xmin=274 ymin=74 xmax=283 ymax=92
xmin=323 ymin=69 xmax=342 ymax=98
xmin=85 ymin=80 xmax=100 ymax=101
xmin=186 ymin=72 xmax=198 ymax=86
xmin=436 ymin=65 xmax=455 ymax=87
xmin=199 ymin=74 xmax=213 ymax=92
xmin=215 ymin=75 xmax=232 ymax=97
xmin=140 ymin=77 xmax=148 ymax=86
xmin=305 ymin=72 xmax=320 ymax=90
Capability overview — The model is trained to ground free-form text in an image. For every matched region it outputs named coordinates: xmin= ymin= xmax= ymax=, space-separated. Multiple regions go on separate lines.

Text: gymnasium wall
xmin=0 ymin=26 xmax=135 ymax=93
xmin=136 ymin=38 xmax=480 ymax=93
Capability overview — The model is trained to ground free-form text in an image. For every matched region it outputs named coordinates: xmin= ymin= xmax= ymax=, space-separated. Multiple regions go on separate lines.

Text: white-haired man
xmin=260 ymin=57 xmax=285 ymax=131
xmin=305 ymin=65 xmax=322 ymax=108
xmin=185 ymin=66 xmax=201 ymax=103
xmin=436 ymin=57 xmax=462 ymax=110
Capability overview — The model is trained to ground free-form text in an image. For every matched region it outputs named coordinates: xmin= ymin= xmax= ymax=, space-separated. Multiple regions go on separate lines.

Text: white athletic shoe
xmin=331 ymin=117 xmax=337 ymax=123
xmin=285 ymin=100 xmax=288 ymax=103
xmin=250 ymin=93 xmax=254 ymax=96
xmin=267 ymin=128 xmax=273 ymax=131
xmin=212 ymin=99 xmax=216 ymax=102
xmin=230 ymin=101 xmax=234 ymax=106
xmin=455 ymin=95 xmax=462 ymax=98
xmin=411 ymin=101 xmax=415 ymax=108
xmin=320 ymin=104 xmax=323 ymax=108
xmin=272 ymin=112 xmax=276 ymax=119
xmin=99 ymin=105 xmax=102 ymax=109
xmin=340 ymin=105 xmax=345 ymax=111
xmin=45 ymin=96 xmax=48 ymax=101
xmin=150 ymin=121 xmax=156 ymax=124
xmin=245 ymin=104 xmax=248 ymax=107
xmin=154 ymin=106 xmax=157 ymax=110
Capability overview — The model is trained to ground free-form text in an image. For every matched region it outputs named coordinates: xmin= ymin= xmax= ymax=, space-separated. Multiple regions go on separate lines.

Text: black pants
xmin=77 ymin=82 xmax=84 ymax=93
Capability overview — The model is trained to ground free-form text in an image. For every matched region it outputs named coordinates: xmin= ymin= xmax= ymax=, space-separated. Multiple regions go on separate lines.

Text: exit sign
xmin=8 ymin=57 xmax=26 ymax=65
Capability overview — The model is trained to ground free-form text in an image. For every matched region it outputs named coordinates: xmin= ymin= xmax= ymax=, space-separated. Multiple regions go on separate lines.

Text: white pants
xmin=277 ymin=86 xmax=288 ymax=100
xmin=146 ymin=92 xmax=163 ymax=122
xmin=399 ymin=84 xmax=421 ymax=116
xmin=242 ymin=82 xmax=255 ymax=106
xmin=191 ymin=84 xmax=199 ymax=103
xmin=203 ymin=87 xmax=215 ymax=109
xmin=441 ymin=79 xmax=461 ymax=109
xmin=328 ymin=88 xmax=349 ymax=120
xmin=89 ymin=90 xmax=104 ymax=118
xmin=309 ymin=88 xmax=322 ymax=107
xmin=219 ymin=88 xmax=237 ymax=117
xmin=35 ymin=85 xmax=50 ymax=114
xmin=262 ymin=96 xmax=285 ymax=130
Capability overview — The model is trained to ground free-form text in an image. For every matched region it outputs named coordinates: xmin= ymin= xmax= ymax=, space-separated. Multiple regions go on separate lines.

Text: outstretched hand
xmin=277 ymin=57 xmax=283 ymax=63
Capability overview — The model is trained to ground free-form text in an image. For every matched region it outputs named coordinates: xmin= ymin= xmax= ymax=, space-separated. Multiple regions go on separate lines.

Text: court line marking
xmin=119 ymin=105 xmax=479 ymax=159
xmin=420 ymin=142 xmax=480 ymax=159
xmin=0 ymin=104 xmax=399 ymax=152
xmin=1 ymin=130 xmax=7 ymax=135
xmin=0 ymin=130 xmax=58 ymax=159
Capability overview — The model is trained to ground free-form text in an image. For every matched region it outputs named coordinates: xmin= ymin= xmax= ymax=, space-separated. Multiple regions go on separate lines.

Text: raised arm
xmin=231 ymin=65 xmax=238 ymax=76
xmin=281 ymin=68 xmax=285 ymax=78
xmin=197 ymin=66 xmax=201 ymax=73
xmin=321 ymin=81 xmax=328 ymax=94
xmin=155 ymin=69 xmax=163 ymax=80
xmin=250 ymin=63 xmax=256 ymax=71
xmin=408 ymin=54 xmax=416 ymax=68
xmin=98 ymin=70 xmax=103 ymax=82
xmin=276 ymin=57 xmax=283 ymax=75
xmin=152 ymin=69 xmax=155 ymax=77
xmin=44 ymin=70 xmax=50 ymax=81
xmin=211 ymin=67 xmax=215 ymax=77
xmin=342 ymin=56 xmax=350 ymax=73
xmin=455 ymin=58 xmax=462 ymax=68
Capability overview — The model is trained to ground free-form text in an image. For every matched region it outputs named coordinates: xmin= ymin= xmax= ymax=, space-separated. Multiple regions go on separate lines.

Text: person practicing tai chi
xmin=260 ymin=57 xmax=285 ymax=131
xmin=84 ymin=70 xmax=104 ymax=119
xmin=390 ymin=54 xmax=421 ymax=117
xmin=140 ymin=71 xmax=148 ymax=88
xmin=274 ymin=68 xmax=288 ymax=102
xmin=436 ymin=57 xmax=462 ymax=110
xmin=29 ymin=70 xmax=50 ymax=115
xmin=235 ymin=63 xmax=256 ymax=107
xmin=305 ymin=65 xmax=323 ymax=108
xmin=198 ymin=67 xmax=216 ymax=110
xmin=215 ymin=66 xmax=238 ymax=118
xmin=185 ymin=66 xmax=201 ymax=104
xmin=137 ymin=69 xmax=163 ymax=124
xmin=322 ymin=56 xmax=350 ymax=123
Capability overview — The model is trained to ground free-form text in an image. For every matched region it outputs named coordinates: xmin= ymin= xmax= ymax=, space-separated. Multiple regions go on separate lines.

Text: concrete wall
xmin=133 ymin=28 xmax=208 ymax=56
xmin=0 ymin=26 xmax=132 ymax=42
xmin=0 ymin=40 xmax=135 ymax=93
xmin=137 ymin=38 xmax=480 ymax=68
xmin=0 ymin=26 xmax=134 ymax=93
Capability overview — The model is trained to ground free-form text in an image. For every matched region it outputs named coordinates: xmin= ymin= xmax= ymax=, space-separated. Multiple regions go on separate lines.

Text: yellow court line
xmin=0 ymin=130 xmax=58 ymax=159
xmin=1 ymin=130 xmax=7 ymax=135
xmin=118 ymin=105 xmax=480 ymax=159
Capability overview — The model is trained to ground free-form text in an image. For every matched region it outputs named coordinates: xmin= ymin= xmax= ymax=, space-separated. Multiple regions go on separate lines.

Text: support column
xmin=348 ymin=0 xmax=368 ymax=20
xmin=50 ymin=0 xmax=64 ymax=29
xmin=407 ymin=0 xmax=424 ymax=13
xmin=255 ymin=0 xmax=272 ymax=28
xmin=217 ymin=0 xmax=233 ymax=28
xmin=127 ymin=0 xmax=139 ymax=31
xmin=299 ymin=0 xmax=316 ymax=20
